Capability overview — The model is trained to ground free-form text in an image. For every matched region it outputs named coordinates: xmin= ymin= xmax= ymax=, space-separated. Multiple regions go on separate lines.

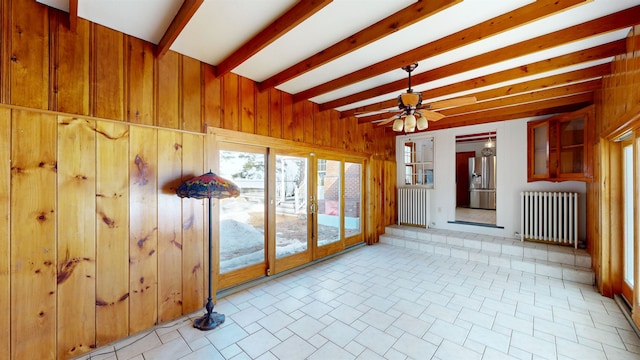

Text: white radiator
xmin=398 ymin=187 xmax=430 ymax=228
xmin=520 ymin=191 xmax=578 ymax=248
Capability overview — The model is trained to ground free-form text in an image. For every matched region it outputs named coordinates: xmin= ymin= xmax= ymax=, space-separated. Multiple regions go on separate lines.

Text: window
xmin=397 ymin=136 xmax=434 ymax=187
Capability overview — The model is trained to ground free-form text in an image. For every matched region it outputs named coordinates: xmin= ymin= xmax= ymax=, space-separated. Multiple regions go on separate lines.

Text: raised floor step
xmin=380 ymin=225 xmax=594 ymax=285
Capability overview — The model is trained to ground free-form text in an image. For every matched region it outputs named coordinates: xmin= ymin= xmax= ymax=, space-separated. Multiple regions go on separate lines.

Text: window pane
xmin=275 ymin=155 xmax=308 ymax=258
xmin=344 ymin=162 xmax=362 ymax=238
xmin=219 ymin=150 xmax=265 ymax=273
xmin=317 ymin=159 xmax=341 ymax=246
xmin=624 ymin=144 xmax=634 ymax=286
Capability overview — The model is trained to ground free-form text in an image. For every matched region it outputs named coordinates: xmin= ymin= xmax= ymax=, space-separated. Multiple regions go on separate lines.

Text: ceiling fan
xmin=376 ymin=63 xmax=477 ymax=133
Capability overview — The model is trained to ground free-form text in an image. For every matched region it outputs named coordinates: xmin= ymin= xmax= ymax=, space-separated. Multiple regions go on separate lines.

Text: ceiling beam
xmin=257 ymin=0 xmax=461 ymax=91
xmin=427 ymin=92 xmax=593 ymax=130
xmin=358 ymin=74 xmax=605 ymax=124
xmin=294 ymin=0 xmax=589 ymax=103
xmin=216 ymin=0 xmax=333 ymax=78
xmin=69 ymin=0 xmax=78 ymax=32
xmin=323 ymin=4 xmax=640 ymax=111
xmin=155 ymin=0 xmax=204 ymax=58
xmin=439 ymin=79 xmax=601 ymax=116
xmin=345 ymin=39 xmax=625 ymax=118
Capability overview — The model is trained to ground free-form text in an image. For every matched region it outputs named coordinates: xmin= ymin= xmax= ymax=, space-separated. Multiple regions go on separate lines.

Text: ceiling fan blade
xmin=428 ymin=96 xmax=477 ymax=109
xmin=377 ymin=114 xmax=399 ymax=126
xmin=421 ymin=110 xmax=446 ymax=121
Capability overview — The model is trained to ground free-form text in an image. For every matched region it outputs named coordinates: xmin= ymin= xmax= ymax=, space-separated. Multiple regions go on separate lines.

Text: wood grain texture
xmin=10 ymin=0 xmax=48 ymax=109
xmin=126 ymin=36 xmax=155 ymax=125
xmin=57 ymin=116 xmax=97 ymax=359
xmin=240 ymin=76 xmax=256 ymax=134
xmin=202 ymin=63 xmax=221 ymax=130
xmin=181 ymin=56 xmax=202 ymax=132
xmin=10 ymin=110 xmax=57 ymax=359
xmin=50 ymin=10 xmax=90 ymax=115
xmin=0 ymin=108 xmax=10 ymax=360
xmin=95 ymin=121 xmax=130 ymax=345
xmin=128 ymin=126 xmax=158 ymax=333
xmin=156 ymin=51 xmax=179 ymax=129
xmin=180 ymin=133 xmax=205 ymax=314
xmin=91 ymin=24 xmax=124 ymax=120
xmin=255 ymin=87 xmax=270 ymax=137
xmin=269 ymin=88 xmax=282 ymax=139
xmin=222 ymin=73 xmax=239 ymax=131
xmin=157 ymin=130 xmax=184 ymax=322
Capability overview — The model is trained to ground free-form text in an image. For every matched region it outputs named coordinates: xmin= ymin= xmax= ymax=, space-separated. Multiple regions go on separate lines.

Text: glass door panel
xmin=275 ymin=155 xmax=309 ymax=258
xmin=273 ymin=154 xmax=311 ymax=273
xmin=623 ymin=141 xmax=634 ymax=302
xmin=315 ymin=158 xmax=343 ymax=257
xmin=218 ymin=147 xmax=267 ymax=287
xmin=344 ymin=161 xmax=363 ymax=246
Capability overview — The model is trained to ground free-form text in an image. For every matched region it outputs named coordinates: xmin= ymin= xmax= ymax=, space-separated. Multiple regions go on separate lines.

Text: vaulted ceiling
xmin=37 ymin=0 xmax=640 ymax=132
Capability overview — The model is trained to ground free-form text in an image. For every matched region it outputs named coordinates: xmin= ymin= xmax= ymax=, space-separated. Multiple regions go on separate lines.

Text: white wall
xmin=418 ymin=117 xmax=587 ymax=240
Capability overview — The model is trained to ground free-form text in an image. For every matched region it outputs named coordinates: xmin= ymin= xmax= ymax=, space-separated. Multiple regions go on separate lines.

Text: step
xmin=380 ymin=225 xmax=594 ymax=285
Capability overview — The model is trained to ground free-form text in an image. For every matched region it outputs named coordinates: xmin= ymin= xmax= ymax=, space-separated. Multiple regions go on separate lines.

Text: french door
xmin=622 ymin=139 xmax=634 ymax=304
xmin=215 ymin=142 xmax=364 ymax=288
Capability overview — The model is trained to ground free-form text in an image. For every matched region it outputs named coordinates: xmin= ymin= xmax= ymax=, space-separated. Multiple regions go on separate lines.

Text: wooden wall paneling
xmin=10 ymin=110 xmax=57 ymax=359
xmin=156 ymin=51 xmax=180 ymax=129
xmin=91 ymin=24 xmax=124 ymax=121
xmin=281 ymin=91 xmax=293 ymax=141
xmin=292 ymin=100 xmax=304 ymax=142
xmin=128 ymin=126 xmax=158 ymax=333
xmin=181 ymin=133 xmax=205 ymax=314
xmin=330 ymin=111 xmax=340 ymax=149
xmin=202 ymin=64 xmax=221 ymax=129
xmin=56 ymin=116 xmax=97 ymax=359
xmin=255 ymin=87 xmax=270 ymax=136
xmin=269 ymin=88 xmax=282 ymax=138
xmin=10 ymin=0 xmax=48 ymax=109
xmin=314 ymin=110 xmax=328 ymax=146
xmin=126 ymin=36 xmax=155 ymax=125
xmin=181 ymin=56 xmax=202 ymax=132
xmin=303 ymin=100 xmax=314 ymax=144
xmin=95 ymin=121 xmax=130 ymax=345
xmin=50 ymin=10 xmax=90 ymax=116
xmin=0 ymin=108 xmax=10 ymax=360
xmin=221 ymin=73 xmax=239 ymax=131
xmin=239 ymin=76 xmax=256 ymax=134
xmin=157 ymin=130 xmax=184 ymax=322
xmin=346 ymin=116 xmax=357 ymax=151
xmin=1 ymin=0 xmax=9 ymax=105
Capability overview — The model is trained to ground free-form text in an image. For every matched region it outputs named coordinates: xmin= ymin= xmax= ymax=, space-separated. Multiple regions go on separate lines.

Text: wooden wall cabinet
xmin=527 ymin=105 xmax=593 ymax=182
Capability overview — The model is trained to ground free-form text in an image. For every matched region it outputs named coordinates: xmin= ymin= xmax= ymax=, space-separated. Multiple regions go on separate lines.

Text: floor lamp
xmin=176 ymin=170 xmax=240 ymax=331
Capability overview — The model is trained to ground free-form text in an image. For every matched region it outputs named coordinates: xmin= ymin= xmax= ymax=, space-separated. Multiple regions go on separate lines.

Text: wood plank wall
xmin=0 ymin=0 xmax=397 ymax=359
xmin=591 ymin=26 xmax=640 ymax=298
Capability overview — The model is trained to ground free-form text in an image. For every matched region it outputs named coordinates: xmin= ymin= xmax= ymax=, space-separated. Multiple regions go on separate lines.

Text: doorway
xmin=455 ymin=132 xmax=497 ymax=225
xmin=213 ymin=138 xmax=365 ymax=290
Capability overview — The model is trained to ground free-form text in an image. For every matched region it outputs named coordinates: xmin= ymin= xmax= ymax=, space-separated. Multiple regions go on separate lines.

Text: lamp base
xmin=193 ymin=311 xmax=225 ymax=331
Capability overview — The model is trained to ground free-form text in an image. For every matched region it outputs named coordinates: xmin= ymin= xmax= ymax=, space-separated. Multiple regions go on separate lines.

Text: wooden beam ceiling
xmin=325 ymin=4 xmax=640 ymax=111
xmin=345 ymin=39 xmax=625 ymax=119
xmin=155 ymin=0 xmax=204 ymax=58
xmin=426 ymin=93 xmax=593 ymax=130
xmin=294 ymin=0 xmax=589 ymax=103
xmin=257 ymin=0 xmax=461 ymax=91
xmin=216 ymin=0 xmax=333 ymax=78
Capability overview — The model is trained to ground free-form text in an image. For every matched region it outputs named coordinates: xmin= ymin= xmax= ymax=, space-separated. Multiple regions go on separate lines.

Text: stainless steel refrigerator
xmin=469 ymin=155 xmax=496 ymax=209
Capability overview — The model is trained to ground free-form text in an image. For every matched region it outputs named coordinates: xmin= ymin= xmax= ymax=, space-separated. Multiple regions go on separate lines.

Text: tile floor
xmin=78 ymin=243 xmax=640 ymax=360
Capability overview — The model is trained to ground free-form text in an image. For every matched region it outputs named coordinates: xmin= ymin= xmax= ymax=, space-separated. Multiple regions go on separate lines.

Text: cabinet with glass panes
xmin=527 ymin=105 xmax=593 ymax=182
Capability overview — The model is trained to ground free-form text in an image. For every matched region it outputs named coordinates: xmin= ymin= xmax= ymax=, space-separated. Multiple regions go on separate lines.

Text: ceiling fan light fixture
xmin=399 ymin=92 xmax=422 ymax=109
xmin=404 ymin=114 xmax=417 ymax=132
xmin=392 ymin=118 xmax=404 ymax=132
xmin=417 ymin=115 xmax=428 ymax=131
